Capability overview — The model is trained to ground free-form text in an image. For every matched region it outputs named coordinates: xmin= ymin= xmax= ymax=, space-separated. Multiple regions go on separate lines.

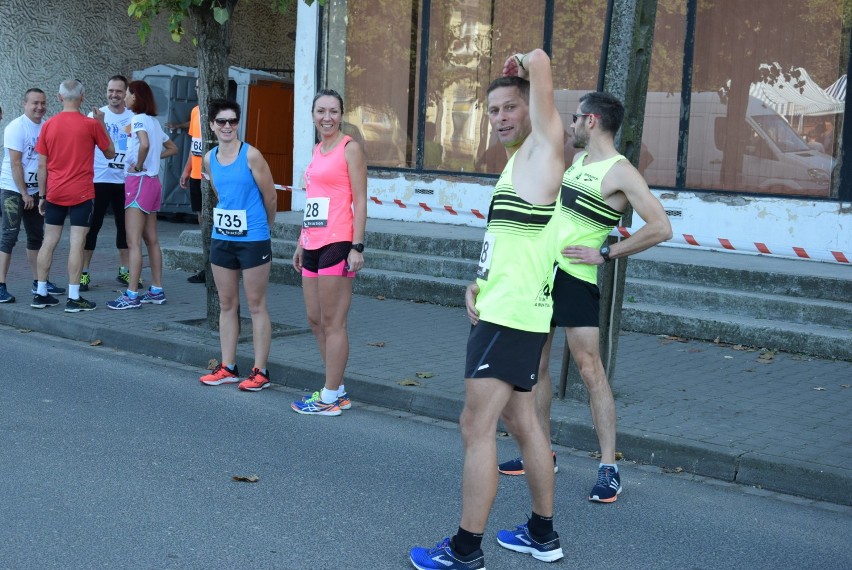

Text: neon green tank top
xmin=474 ymin=153 xmax=557 ymax=333
xmin=555 ymin=152 xmax=625 ymax=283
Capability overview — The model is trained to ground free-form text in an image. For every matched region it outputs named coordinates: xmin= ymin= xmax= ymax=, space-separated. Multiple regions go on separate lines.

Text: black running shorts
xmin=210 ymin=238 xmax=272 ymax=270
xmin=551 ymin=268 xmax=600 ymax=328
xmin=465 ymin=320 xmax=548 ymax=392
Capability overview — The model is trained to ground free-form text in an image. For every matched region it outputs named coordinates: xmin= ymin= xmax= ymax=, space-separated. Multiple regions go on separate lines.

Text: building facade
xmin=293 ymin=0 xmax=851 ymax=262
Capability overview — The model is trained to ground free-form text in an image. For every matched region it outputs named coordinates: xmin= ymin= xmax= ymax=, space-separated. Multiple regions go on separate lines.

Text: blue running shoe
xmin=496 ymin=523 xmax=563 ymax=562
xmin=107 ymin=293 xmax=141 ymax=310
xmin=498 ymin=451 xmax=558 ymax=476
xmin=0 ymin=283 xmax=15 ymax=303
xmin=140 ymin=288 xmax=167 ymax=304
xmin=31 ymin=280 xmax=66 ymax=295
xmin=338 ymin=391 xmax=352 ymax=410
xmin=291 ymin=391 xmax=341 ymax=416
xmin=410 ymin=538 xmax=485 ymax=570
xmin=589 ymin=465 xmax=622 ymax=503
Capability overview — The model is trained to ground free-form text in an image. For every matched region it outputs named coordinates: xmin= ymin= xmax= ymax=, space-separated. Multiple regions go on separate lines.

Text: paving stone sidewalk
xmin=0 ymin=216 xmax=849 ymax=506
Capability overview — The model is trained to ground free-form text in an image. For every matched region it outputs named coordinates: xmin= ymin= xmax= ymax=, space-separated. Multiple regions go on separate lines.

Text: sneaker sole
xmin=0 ymin=298 xmax=15 ymax=303
xmin=239 ymin=382 xmax=271 ymax=392
xmin=498 ymin=465 xmax=558 ymax=476
xmin=65 ymin=306 xmax=96 ymax=313
xmin=140 ymin=299 xmax=167 ymax=305
xmin=31 ymin=303 xmax=59 ymax=309
xmin=589 ymin=487 xmax=622 ymax=503
xmin=291 ymin=406 xmax=342 ymax=416
xmin=339 ymin=402 xmax=352 ymax=410
xmin=107 ymin=304 xmax=141 ymax=310
xmin=200 ymin=377 xmax=241 ymax=386
xmin=497 ymin=539 xmax=564 ymax=562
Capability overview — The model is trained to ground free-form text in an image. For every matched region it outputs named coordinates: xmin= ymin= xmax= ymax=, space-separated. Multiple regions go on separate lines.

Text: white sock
xmin=320 ymin=388 xmax=337 ymax=404
xmin=68 ymin=284 xmax=80 ymax=300
xmin=600 ymin=462 xmax=618 ymax=472
xmin=37 ymin=281 xmax=47 ymax=296
xmin=336 ymin=384 xmax=346 ymax=396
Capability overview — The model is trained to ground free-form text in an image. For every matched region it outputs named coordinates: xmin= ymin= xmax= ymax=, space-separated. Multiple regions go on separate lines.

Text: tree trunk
xmin=191 ymin=0 xmax=238 ymax=330
xmin=564 ymin=0 xmax=658 ymax=402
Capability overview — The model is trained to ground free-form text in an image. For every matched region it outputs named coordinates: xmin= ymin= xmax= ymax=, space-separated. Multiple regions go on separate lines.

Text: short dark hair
xmin=578 ymin=92 xmax=624 ymax=134
xmin=127 ymin=80 xmax=157 ymax=116
xmin=108 ymin=75 xmax=129 ymax=89
xmin=24 ymin=88 xmax=45 ymax=102
xmin=486 ymin=76 xmax=530 ymax=102
xmin=208 ymin=99 xmax=241 ymax=121
xmin=312 ymin=89 xmax=344 ymax=114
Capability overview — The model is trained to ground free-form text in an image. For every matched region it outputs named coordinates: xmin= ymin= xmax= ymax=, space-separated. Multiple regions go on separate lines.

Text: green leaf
xmin=213 ymin=6 xmax=230 ymax=24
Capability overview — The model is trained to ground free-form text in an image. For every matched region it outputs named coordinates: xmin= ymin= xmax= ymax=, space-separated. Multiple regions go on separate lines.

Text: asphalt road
xmin=0 ymin=326 xmax=849 ymax=570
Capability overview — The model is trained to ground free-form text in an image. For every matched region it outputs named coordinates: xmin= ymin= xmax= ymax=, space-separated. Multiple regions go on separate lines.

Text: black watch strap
xmin=599 ymin=244 xmax=611 ymax=262
xmin=351 ymin=243 xmax=364 ymax=253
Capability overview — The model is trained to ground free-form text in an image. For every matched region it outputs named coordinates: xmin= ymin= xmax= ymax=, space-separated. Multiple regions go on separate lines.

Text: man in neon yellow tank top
xmin=497 ymin=92 xmax=672 ymax=504
xmin=410 ymin=50 xmax=565 ymax=570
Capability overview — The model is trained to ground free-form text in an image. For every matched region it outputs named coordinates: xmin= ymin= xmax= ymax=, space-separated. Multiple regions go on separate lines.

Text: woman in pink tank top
xmin=291 ymin=89 xmax=367 ymax=416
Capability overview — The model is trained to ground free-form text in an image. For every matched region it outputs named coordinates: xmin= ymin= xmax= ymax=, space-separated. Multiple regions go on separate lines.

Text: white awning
xmin=749 ymin=64 xmax=844 ymax=116
xmin=825 ymin=74 xmax=846 ymax=102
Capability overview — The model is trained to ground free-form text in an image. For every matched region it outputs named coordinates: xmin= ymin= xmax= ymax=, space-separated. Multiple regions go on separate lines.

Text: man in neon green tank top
xmin=497 ymin=92 xmax=672 ymax=504
xmin=410 ymin=50 xmax=565 ymax=570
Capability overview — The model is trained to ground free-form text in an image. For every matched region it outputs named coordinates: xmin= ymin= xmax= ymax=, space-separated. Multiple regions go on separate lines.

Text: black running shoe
xmin=31 ymin=294 xmax=60 ymax=309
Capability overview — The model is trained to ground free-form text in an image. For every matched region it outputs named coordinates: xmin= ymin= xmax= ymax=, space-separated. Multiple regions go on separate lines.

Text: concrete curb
xmin=3 ymin=308 xmax=849 ymax=506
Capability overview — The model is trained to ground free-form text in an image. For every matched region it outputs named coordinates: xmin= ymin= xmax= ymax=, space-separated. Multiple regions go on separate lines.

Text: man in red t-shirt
xmin=34 ymin=79 xmax=114 ymax=312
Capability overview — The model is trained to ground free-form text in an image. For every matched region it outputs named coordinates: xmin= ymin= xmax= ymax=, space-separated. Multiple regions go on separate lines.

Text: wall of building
xmin=291 ymin=3 xmax=851 ymax=265
xmin=0 ymin=1 xmax=296 ymax=122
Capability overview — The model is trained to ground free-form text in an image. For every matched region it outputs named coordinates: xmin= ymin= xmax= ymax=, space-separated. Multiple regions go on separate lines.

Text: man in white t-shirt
xmin=80 ymin=75 xmax=138 ymax=291
xmin=0 ymin=88 xmax=65 ymax=303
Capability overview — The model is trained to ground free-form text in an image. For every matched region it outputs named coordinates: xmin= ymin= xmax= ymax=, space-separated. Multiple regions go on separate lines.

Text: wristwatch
xmin=599 ymin=244 xmax=612 ymax=262
xmin=351 ymin=243 xmax=365 ymax=253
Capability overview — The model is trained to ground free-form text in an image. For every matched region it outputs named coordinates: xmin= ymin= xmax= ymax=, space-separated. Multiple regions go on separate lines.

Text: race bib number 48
xmin=476 ymin=232 xmax=496 ymax=280
xmin=302 ymin=197 xmax=330 ymax=228
xmin=213 ymin=208 xmax=248 ymax=236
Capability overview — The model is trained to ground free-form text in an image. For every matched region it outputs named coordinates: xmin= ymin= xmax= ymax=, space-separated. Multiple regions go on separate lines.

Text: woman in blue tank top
xmin=198 ymin=99 xmax=278 ymax=393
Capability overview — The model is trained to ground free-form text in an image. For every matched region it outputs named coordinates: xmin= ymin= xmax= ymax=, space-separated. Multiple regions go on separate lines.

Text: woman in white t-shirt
xmin=107 ymin=80 xmax=177 ymax=310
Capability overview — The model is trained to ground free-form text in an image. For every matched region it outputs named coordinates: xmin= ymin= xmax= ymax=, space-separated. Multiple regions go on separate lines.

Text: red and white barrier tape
xmin=279 ymin=188 xmax=850 ymax=264
xmin=611 ymin=227 xmax=849 ymax=264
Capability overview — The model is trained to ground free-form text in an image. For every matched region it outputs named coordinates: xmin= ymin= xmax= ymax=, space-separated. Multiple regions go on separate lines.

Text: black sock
xmin=451 ymin=527 xmax=483 ymax=557
xmin=528 ymin=512 xmax=554 ymax=540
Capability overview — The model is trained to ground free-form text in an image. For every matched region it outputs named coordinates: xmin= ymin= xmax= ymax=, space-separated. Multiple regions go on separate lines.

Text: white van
xmin=641 ymin=91 xmax=834 ymax=196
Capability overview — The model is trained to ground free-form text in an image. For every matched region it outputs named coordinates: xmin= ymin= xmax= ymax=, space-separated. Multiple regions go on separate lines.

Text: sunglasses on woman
xmin=214 ymin=118 xmax=239 ymax=126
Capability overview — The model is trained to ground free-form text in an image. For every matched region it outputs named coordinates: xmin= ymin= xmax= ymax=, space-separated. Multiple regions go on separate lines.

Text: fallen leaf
xmin=841 ymin=385 xmax=850 ymax=389
xmin=415 ymin=371 xmax=434 ymax=378
xmin=376 ymin=295 xmax=386 ymax=301
xmin=19 ymin=328 xmax=31 ymax=333
xmin=733 ymin=344 xmax=747 ymax=351
xmin=661 ymin=466 xmax=684 ymax=474
xmin=713 ymin=337 xmax=721 ymax=344
xmin=757 ymin=350 xmax=776 ymax=364
xmin=590 ymin=451 xmax=624 ymax=460
xmin=723 ymin=356 xmax=734 ymax=359
xmin=367 ymin=341 xmax=385 ymax=347
xmin=664 ymin=335 xmax=688 ymax=343
xmin=813 ymin=387 xmax=826 ymax=391
xmin=90 ymin=339 xmax=102 ymax=346
xmin=207 ymin=358 xmax=220 ymax=370
xmin=398 ymin=379 xmax=421 ymax=386
xmin=688 ymin=348 xmax=702 ymax=353
xmin=232 ymin=475 xmax=260 ymax=483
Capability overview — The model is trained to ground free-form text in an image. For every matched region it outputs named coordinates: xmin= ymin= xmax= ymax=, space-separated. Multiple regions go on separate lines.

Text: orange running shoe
xmin=200 ymin=364 xmax=240 ymax=386
xmin=238 ymin=368 xmax=271 ymax=392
